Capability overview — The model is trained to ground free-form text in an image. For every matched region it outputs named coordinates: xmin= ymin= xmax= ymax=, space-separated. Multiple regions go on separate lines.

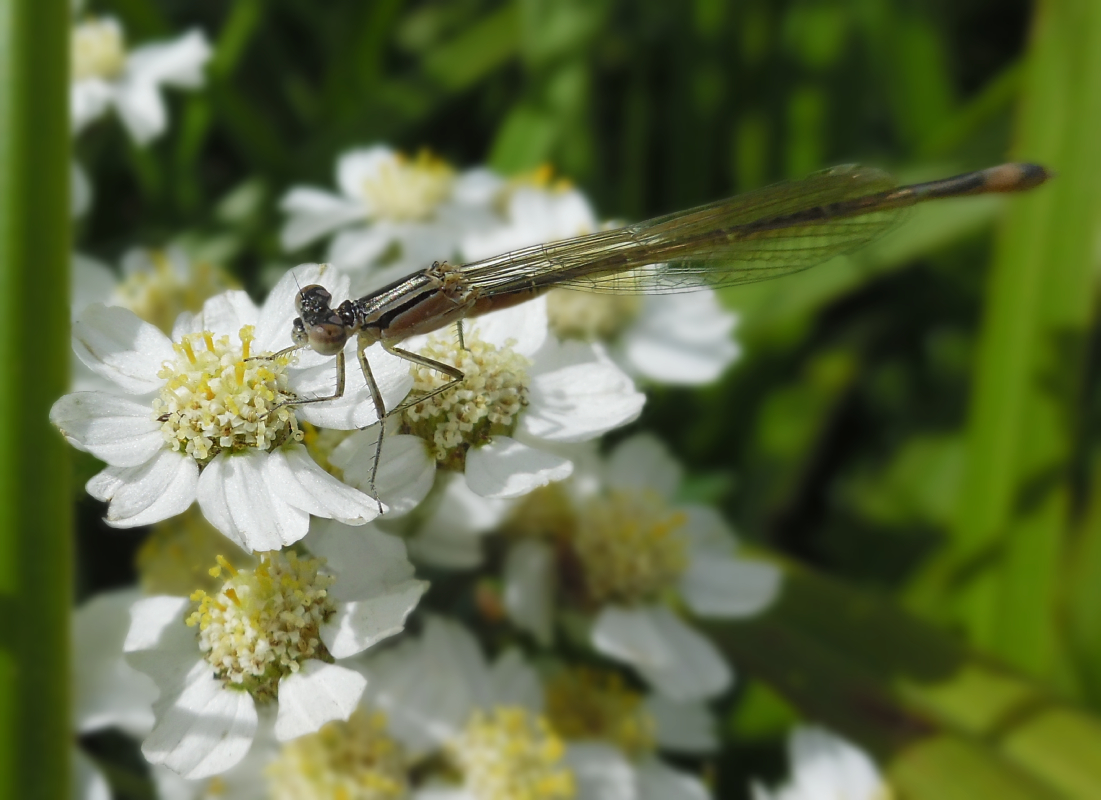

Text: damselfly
xmin=272 ymin=162 xmax=1051 ymax=508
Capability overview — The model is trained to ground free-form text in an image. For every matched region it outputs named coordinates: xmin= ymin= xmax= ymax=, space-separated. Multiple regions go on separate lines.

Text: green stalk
xmin=910 ymin=0 xmax=1101 ymax=684
xmin=0 ymin=2 xmax=71 ymax=798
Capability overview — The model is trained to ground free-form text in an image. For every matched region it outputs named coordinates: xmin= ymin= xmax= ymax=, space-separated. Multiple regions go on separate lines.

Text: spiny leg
xmin=268 ymin=349 xmax=347 ymax=415
xmin=456 ymin=319 xmax=468 ymax=351
xmin=355 ymin=333 xmax=388 ymax=514
xmin=381 ymin=342 xmax=465 ymax=416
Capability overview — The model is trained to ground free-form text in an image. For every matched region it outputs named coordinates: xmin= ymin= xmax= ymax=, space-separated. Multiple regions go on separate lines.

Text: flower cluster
xmin=59 ymin=42 xmax=879 ymax=796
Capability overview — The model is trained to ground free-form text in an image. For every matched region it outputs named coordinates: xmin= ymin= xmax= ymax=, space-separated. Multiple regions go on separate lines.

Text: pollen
xmin=136 ymin=506 xmax=255 ymax=596
xmin=153 ymin=325 xmax=302 ymax=464
xmin=71 ymin=18 xmax=126 ymax=82
xmin=114 ymin=251 xmax=237 ymax=335
xmin=448 ymin=707 xmax=575 ymax=800
xmin=266 ymin=709 xmax=410 ymax=800
xmin=545 ymin=667 xmax=655 ymax=757
xmin=185 ymin=551 xmax=336 ymax=700
xmin=572 ymin=490 xmax=689 ymax=604
xmin=399 ymin=328 xmax=530 ymax=471
xmin=361 ymin=150 xmax=455 ymax=222
xmin=546 ymin=289 xmax=641 ymax=341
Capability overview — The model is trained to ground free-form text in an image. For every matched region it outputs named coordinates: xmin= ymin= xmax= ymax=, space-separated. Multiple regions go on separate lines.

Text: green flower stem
xmin=700 ymin=561 xmax=1101 ymax=799
xmin=0 ymin=2 xmax=71 ymax=798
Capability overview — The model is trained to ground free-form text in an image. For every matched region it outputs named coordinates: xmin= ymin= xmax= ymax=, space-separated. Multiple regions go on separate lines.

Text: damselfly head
xmin=293 ymin=284 xmax=348 ymax=356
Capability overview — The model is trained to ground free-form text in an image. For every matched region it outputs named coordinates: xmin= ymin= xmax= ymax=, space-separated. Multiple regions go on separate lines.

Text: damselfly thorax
xmin=270 ymin=162 xmax=1053 ymax=510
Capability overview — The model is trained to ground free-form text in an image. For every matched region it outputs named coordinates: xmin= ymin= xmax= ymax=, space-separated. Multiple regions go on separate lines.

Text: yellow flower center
xmin=153 ymin=325 xmax=302 ymax=465
xmin=449 ymin=707 xmax=575 ymax=800
xmin=399 ymin=329 xmax=530 ymax=470
xmin=136 ymin=506 xmax=254 ymax=596
xmin=500 ymin=483 xmax=577 ymax=543
xmin=546 ymin=289 xmax=641 ymax=341
xmin=71 ymin=18 xmax=126 ymax=81
xmin=186 ymin=552 xmax=336 ymax=700
xmin=545 ymin=667 xmax=655 ymax=757
xmin=572 ymin=489 xmax=689 ymax=604
xmin=361 ymin=151 xmax=455 ymax=222
xmin=266 ymin=709 xmax=409 ymax=800
xmin=114 ymin=251 xmax=237 ymax=335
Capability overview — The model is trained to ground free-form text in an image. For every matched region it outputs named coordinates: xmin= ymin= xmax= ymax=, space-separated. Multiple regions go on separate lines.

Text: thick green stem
xmin=0 ymin=2 xmax=71 ymax=798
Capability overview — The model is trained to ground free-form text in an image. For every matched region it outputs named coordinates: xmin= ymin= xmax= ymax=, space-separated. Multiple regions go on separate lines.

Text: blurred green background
xmin=59 ymin=0 xmax=1101 ymax=797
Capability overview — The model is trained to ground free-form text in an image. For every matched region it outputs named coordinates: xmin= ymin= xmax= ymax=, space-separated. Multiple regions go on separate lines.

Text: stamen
xmin=545 ymin=667 xmax=655 ymax=757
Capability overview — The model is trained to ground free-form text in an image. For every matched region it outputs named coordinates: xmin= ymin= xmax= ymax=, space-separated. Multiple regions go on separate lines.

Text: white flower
xmin=51 ymin=264 xmax=407 ymax=551
xmin=71 ymin=15 xmax=212 ymax=143
xmin=752 ymin=727 xmax=891 ymax=800
xmin=363 ymin=617 xmax=635 ymax=800
xmin=72 ymin=160 xmax=92 ymax=217
xmin=336 ymin=295 xmax=645 ymax=507
xmin=280 ymin=146 xmax=500 ymax=270
xmin=125 ymin=523 xmax=427 ymax=778
xmin=502 ymin=434 xmax=781 ymax=701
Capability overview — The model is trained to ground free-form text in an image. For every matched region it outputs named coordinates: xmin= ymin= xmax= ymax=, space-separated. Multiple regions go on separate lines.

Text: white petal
xmin=71 ymin=79 xmax=113 ymax=132
xmin=124 ymin=596 xmax=197 ymax=689
xmin=468 ymin=294 xmax=548 ymax=355
xmin=606 ymin=434 xmax=682 ymax=496
xmin=327 ymin=225 xmax=394 ymax=269
xmin=522 ymin=341 xmax=644 ymax=442
xmin=50 ymin=392 xmax=163 ymax=467
xmin=73 ymin=588 xmax=157 ymax=737
xmin=592 ymin=605 xmax=731 ymax=702
xmin=783 ymin=727 xmax=885 ymax=799
xmin=194 ymin=290 xmax=259 ymax=336
xmin=407 ymin=473 xmax=508 ymax=568
xmin=680 ymin=556 xmax=781 ymax=619
xmin=197 ymin=450 xmax=306 ymax=551
xmin=72 ymin=304 xmax=175 ymax=394
xmin=141 ymin=660 xmax=257 ymax=779
xmin=279 ymin=188 xmax=366 ymax=250
xmin=125 ymin=30 xmax=212 ymax=88
xmin=465 ymin=436 xmax=573 ymax=498
xmin=487 ymin=648 xmax=543 ymax=711
xmin=563 ymin=743 xmax=635 ymax=800
xmin=322 ymin=580 xmax=426 ymax=659
xmin=265 ymin=444 xmax=382 ymax=523
xmin=89 ymin=451 xmax=198 ymax=528
xmin=625 ymin=292 xmax=738 ymax=386
xmin=644 ymin=696 xmax=717 ymax=754
xmin=74 ymin=748 xmax=112 ymax=800
xmin=113 ymin=78 xmax=168 ymax=145
xmin=310 ymin=521 xmax=415 ymax=590
xmin=335 ymin=146 xmax=395 ymax=201
xmin=71 ymin=252 xmax=116 ymax=317
xmin=292 ymin=341 xmax=412 ymax=430
xmin=254 ymin=262 xmax=351 ymax=354
xmin=503 ymin=539 xmax=555 ymax=646
xmin=634 ymin=757 xmax=709 ymax=800
xmin=334 ymin=431 xmax=434 ymax=516
xmin=274 ymin=661 xmax=366 ymax=741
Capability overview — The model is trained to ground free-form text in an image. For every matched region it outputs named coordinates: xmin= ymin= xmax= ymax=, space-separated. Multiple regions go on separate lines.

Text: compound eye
xmin=296 ymin=284 xmax=333 ymax=316
xmin=307 ymin=322 xmax=347 ymax=356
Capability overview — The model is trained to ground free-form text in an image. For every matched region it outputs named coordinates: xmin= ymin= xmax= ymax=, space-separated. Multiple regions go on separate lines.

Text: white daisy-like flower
xmin=502 ymin=434 xmax=781 ymax=701
xmin=51 ymin=264 xmax=410 ymax=551
xmin=462 ymin=175 xmax=739 ymax=386
xmin=280 ymin=146 xmax=500 ymax=270
xmin=752 ymin=727 xmax=891 ymax=800
xmin=125 ymin=522 xmax=427 ymax=779
xmin=70 ymin=11 xmax=212 ymax=143
xmin=334 ymin=295 xmax=645 ymax=508
xmin=363 ymin=617 xmax=637 ymax=800
xmin=152 ymin=706 xmax=412 ymax=800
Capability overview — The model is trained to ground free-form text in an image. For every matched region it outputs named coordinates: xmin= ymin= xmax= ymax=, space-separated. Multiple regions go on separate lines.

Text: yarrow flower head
xmin=335 ymin=296 xmax=645 ymax=511
xmin=70 ymin=7 xmax=212 ymax=144
xmin=501 ymin=435 xmax=782 ymax=701
xmin=51 ymin=264 xmax=401 ymax=551
xmin=126 ymin=522 xmax=426 ymax=779
xmin=280 ymin=145 xmax=500 ymax=270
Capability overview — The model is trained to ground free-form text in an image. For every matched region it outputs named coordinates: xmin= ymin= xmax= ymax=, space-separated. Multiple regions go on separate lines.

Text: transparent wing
xmin=458 ymin=165 xmax=908 ymax=296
